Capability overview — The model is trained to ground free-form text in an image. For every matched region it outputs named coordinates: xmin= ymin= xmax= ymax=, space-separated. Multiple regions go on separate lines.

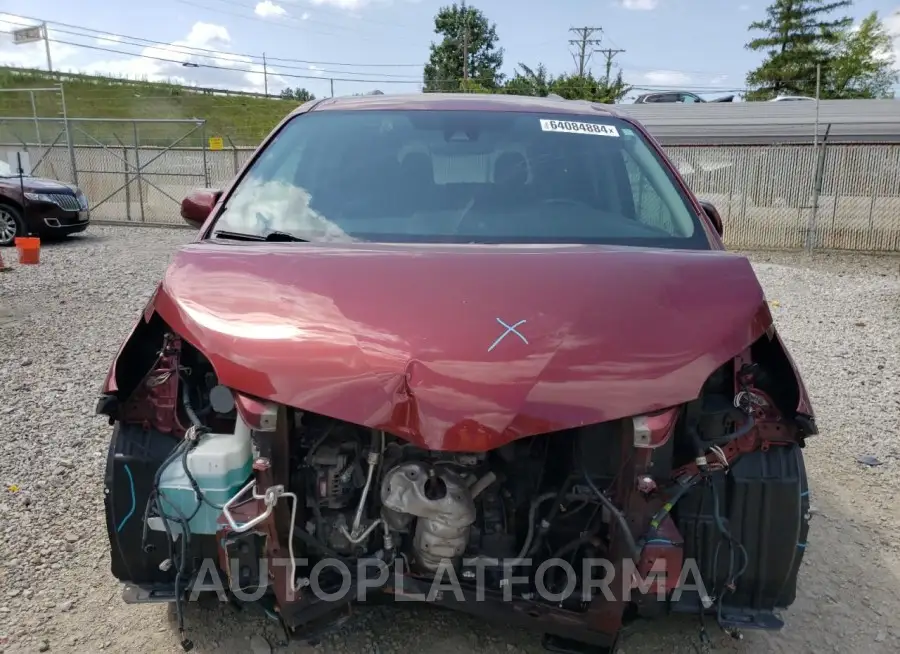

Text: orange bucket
xmin=15 ymin=236 xmax=40 ymax=265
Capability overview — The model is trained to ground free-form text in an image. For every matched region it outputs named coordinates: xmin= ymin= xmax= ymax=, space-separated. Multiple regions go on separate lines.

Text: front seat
xmin=399 ymin=152 xmax=436 ymax=213
xmin=487 ymin=151 xmax=529 ymax=208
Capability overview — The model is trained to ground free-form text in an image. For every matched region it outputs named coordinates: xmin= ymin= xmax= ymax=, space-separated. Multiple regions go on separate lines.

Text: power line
xmin=568 ymin=27 xmax=602 ymax=77
xmin=0 ymin=11 xmax=424 ymax=68
xmin=65 ymin=32 xmax=423 ymax=79
xmin=38 ymin=37 xmax=426 ymax=84
xmin=0 ymin=25 xmax=421 ymax=79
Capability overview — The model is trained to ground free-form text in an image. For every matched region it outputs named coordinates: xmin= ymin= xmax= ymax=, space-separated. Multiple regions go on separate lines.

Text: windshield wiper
xmin=213 ymin=229 xmax=309 ymax=243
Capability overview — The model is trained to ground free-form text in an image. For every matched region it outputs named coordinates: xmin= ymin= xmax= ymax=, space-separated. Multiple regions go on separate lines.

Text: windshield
xmin=211 ymin=109 xmax=708 ymax=248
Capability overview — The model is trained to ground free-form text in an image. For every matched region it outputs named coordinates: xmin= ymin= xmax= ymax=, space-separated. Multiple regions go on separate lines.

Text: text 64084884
xmin=539 ymin=119 xmax=620 ymax=137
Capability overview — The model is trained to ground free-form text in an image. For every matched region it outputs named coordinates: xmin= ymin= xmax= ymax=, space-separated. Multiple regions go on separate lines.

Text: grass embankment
xmin=0 ymin=67 xmax=296 ymax=145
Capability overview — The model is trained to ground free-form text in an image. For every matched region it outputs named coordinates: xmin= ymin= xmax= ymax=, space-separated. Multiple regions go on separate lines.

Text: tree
xmin=279 ymin=87 xmax=315 ymax=102
xmin=423 ymin=3 xmax=504 ymax=92
xmin=826 ymin=12 xmax=897 ymax=98
xmin=458 ymin=79 xmax=493 ymax=93
xmin=549 ymin=71 xmax=631 ymax=104
xmin=744 ymin=0 xmax=853 ymax=100
xmin=499 ymin=64 xmax=630 ymax=102
xmin=503 ymin=63 xmax=553 ymax=97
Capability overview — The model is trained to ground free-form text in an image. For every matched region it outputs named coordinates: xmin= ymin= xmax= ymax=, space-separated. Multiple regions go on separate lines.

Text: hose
xmin=709 ymin=480 xmax=750 ymax=626
xmin=307 ymin=475 xmax=327 ymax=545
xmin=292 ymin=526 xmax=355 ymax=564
xmin=707 ymin=413 xmax=755 ymax=446
xmin=179 ymin=374 xmax=202 ymax=428
xmin=178 ymin=378 xmax=225 ymax=512
xmin=579 ymin=438 xmax=641 ymax=562
xmin=142 ymin=437 xmax=194 ymax=550
xmin=645 ymin=475 xmax=699 ymax=537
xmin=516 ymin=491 xmax=557 ymax=561
xmin=180 ymin=443 xmax=224 ymax=511
xmin=482 ymin=491 xmax=595 ymax=568
xmin=468 ymin=472 xmax=497 ymax=499
xmin=524 ymin=475 xmax=579 ymax=558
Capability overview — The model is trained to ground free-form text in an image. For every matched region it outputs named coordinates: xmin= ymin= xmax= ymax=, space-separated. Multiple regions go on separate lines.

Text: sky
xmin=0 ymin=0 xmax=898 ymax=101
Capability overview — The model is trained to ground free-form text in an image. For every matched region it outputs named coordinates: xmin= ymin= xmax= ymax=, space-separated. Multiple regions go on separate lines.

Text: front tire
xmin=0 ymin=203 xmax=24 ymax=247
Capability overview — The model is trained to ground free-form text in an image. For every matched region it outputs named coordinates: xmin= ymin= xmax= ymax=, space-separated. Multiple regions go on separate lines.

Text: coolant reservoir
xmin=151 ymin=419 xmax=253 ymax=536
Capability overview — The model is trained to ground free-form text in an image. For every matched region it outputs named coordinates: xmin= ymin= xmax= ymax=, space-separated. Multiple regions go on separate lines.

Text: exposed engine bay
xmin=101 ymin=327 xmax=814 ymax=653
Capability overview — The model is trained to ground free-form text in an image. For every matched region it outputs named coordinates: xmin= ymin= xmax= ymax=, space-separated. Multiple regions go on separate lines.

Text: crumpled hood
xmin=151 ymin=241 xmax=772 ymax=450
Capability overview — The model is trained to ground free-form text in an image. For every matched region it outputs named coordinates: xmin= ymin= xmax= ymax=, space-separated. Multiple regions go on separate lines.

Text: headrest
xmin=493 ymin=151 xmax=528 ymax=186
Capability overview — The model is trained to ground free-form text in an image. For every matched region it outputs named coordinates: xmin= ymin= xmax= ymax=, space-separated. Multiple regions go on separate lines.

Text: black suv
xmin=0 ymin=160 xmax=90 ymax=246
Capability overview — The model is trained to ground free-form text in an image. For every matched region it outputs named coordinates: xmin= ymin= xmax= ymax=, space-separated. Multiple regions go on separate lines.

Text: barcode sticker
xmin=540 ymin=119 xmax=619 ymax=137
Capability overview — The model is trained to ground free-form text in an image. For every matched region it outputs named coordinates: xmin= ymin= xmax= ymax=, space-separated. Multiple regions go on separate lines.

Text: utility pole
xmin=806 ymin=62 xmax=822 ymax=252
xmin=461 ymin=1 xmax=469 ymax=82
xmin=568 ymin=27 xmax=602 ymax=77
xmin=262 ymin=52 xmax=268 ymax=96
xmin=462 ymin=30 xmax=469 ymax=81
xmin=596 ymin=48 xmax=625 ymax=85
xmin=43 ymin=22 xmax=53 ymax=73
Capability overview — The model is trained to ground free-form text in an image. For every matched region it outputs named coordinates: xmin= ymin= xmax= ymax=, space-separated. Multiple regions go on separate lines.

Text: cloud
xmin=308 ymin=64 xmax=325 ymax=76
xmin=621 ymin=0 xmax=659 ymax=10
xmin=642 ymin=70 xmax=691 ymax=85
xmin=308 ymin=0 xmax=370 ymax=10
xmin=739 ymin=3 xmax=750 ymax=10
xmin=254 ymin=1 xmax=288 ymax=18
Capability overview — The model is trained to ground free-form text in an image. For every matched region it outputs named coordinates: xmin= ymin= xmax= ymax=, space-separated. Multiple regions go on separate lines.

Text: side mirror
xmin=698 ymin=199 xmax=723 ymax=237
xmin=181 ymin=189 xmax=222 ymax=229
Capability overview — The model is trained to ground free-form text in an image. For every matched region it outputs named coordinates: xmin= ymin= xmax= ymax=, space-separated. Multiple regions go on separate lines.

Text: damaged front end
xmin=98 ymin=305 xmax=816 ymax=653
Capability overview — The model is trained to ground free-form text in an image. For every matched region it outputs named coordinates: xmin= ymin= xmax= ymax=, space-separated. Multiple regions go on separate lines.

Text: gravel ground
xmin=1 ymin=226 xmax=899 ymax=654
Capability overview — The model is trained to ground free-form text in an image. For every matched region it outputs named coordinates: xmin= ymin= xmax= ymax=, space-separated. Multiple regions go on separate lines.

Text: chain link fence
xmin=669 ymin=143 xmax=900 ymax=251
xmin=2 ymin=114 xmax=899 ymax=251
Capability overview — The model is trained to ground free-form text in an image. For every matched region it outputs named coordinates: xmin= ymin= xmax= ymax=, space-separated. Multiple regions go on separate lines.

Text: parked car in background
xmin=0 ymin=161 xmax=90 ymax=246
xmin=99 ymin=92 xmax=816 ymax=653
xmin=769 ymin=95 xmax=815 ymax=102
xmin=0 ymin=160 xmax=90 ymax=246
xmin=633 ymin=91 xmax=735 ymax=103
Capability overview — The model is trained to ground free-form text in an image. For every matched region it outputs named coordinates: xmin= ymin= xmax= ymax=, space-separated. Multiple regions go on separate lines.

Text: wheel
xmin=0 ymin=203 xmax=24 ymax=247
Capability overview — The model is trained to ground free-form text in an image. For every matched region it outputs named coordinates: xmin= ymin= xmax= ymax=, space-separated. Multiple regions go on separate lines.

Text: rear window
xmin=211 ymin=109 xmax=708 ymax=248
